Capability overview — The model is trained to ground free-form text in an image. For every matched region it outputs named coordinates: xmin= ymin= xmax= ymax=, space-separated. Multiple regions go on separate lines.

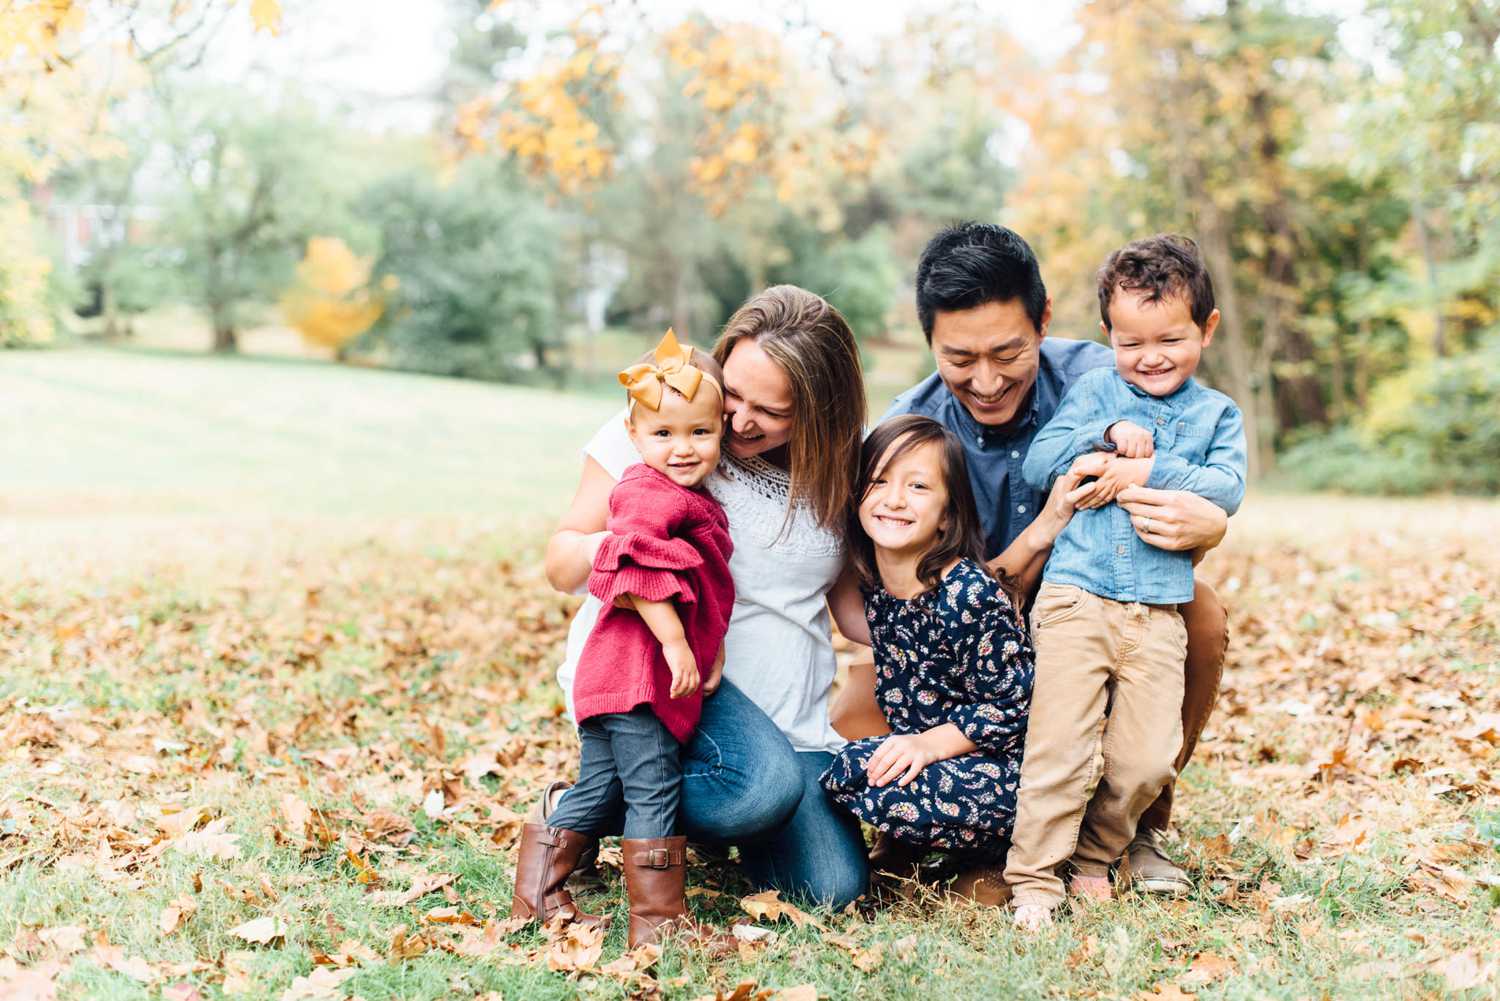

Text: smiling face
xmin=930 ymin=297 xmax=1051 ymax=427
xmin=857 ymin=437 xmax=950 ymax=560
xmin=1104 ymin=288 xmax=1219 ymax=397
xmin=721 ymin=337 xmax=795 ymax=459
xmin=626 ymin=386 xmax=724 ymax=488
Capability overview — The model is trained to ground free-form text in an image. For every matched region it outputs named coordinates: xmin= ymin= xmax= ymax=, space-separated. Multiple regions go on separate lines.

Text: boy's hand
xmin=1106 ymin=420 xmax=1155 ymax=458
xmin=865 ymin=732 xmax=942 ymax=788
xmin=702 ymin=644 xmax=725 ymax=697
xmin=663 ymin=638 xmax=700 ymax=699
xmin=1071 ymin=455 xmax=1154 ymax=509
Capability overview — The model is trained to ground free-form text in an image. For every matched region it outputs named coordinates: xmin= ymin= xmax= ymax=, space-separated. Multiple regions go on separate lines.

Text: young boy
xmin=1005 ymin=235 xmax=1247 ymax=928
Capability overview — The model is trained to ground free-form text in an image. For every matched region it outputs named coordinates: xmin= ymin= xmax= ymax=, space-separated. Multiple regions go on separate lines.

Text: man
xmin=834 ymin=222 xmax=1230 ymax=896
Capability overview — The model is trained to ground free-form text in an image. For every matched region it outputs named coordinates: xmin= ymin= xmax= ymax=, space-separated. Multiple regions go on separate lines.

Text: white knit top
xmin=555 ymin=411 xmax=846 ymax=754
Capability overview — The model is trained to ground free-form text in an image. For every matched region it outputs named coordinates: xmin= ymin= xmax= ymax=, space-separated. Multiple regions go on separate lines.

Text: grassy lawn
xmin=2 ymin=349 xmax=1498 ymax=1000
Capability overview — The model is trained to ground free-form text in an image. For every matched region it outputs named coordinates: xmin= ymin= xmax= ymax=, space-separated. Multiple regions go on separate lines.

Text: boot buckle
xmin=645 ymin=848 xmax=670 ymax=868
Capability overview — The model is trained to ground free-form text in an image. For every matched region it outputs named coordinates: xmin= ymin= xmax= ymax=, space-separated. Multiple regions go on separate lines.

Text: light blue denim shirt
xmin=1021 ymin=367 xmax=1247 ymax=605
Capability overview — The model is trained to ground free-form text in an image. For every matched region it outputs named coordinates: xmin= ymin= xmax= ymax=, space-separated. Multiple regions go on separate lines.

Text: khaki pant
xmin=1004 ymin=582 xmax=1187 ymax=908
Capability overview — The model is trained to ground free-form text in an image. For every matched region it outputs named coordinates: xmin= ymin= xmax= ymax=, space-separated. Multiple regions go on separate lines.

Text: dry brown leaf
xmin=157 ymin=806 xmax=211 ymax=839
xmin=92 ymin=944 xmax=156 ymax=982
xmin=160 ymin=895 xmax=198 ymax=935
xmin=371 ymin=871 xmax=457 ymax=907
xmin=36 ymin=925 xmax=87 ymax=956
xmin=387 ymin=925 xmax=428 ymax=961
xmin=280 ymin=966 xmax=357 ymax=1001
xmin=1179 ymin=952 xmax=1235 ymax=987
xmin=0 ymin=959 xmax=62 ymax=1001
xmin=172 ymin=818 xmax=241 ymax=862
xmin=739 ymin=889 xmax=825 ymax=929
xmin=162 ymin=983 xmax=205 ymax=1001
xmin=1438 ymin=950 xmax=1494 ymax=991
xmin=546 ymin=920 xmax=604 ymax=973
xmin=772 ymin=986 xmax=818 ymax=1001
xmin=229 ymin=915 xmax=288 ymax=946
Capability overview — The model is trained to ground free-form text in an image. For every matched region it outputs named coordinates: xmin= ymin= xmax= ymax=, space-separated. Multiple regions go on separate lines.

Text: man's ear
xmin=1038 ymin=296 xmax=1053 ymax=340
xmin=1200 ymin=307 xmax=1221 ymax=348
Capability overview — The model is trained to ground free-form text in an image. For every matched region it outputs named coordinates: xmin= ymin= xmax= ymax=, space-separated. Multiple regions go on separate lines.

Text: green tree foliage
xmin=150 ymin=87 xmax=369 ymax=352
xmin=358 ymin=159 xmax=560 ymax=382
xmin=1281 ymin=335 xmax=1500 ymax=495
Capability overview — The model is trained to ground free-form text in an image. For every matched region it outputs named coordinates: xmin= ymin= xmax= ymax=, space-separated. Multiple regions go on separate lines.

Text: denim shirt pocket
xmin=1170 ymin=422 xmax=1217 ymax=463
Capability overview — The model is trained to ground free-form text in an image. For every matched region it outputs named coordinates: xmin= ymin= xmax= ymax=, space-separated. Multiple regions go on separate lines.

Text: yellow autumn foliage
xmin=0 ymin=0 xmax=275 ymax=345
xmin=280 ymin=237 xmax=385 ymax=353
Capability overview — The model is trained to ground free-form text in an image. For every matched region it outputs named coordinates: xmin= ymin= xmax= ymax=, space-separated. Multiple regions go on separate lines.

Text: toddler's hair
xmin=848 ymin=414 xmax=1021 ymax=605
xmin=1097 ymin=234 xmax=1215 ymax=330
xmin=623 ymin=341 xmax=725 ymax=416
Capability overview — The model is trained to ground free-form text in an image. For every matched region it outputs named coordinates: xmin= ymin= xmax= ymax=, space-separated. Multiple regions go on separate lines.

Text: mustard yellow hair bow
xmin=618 ymin=328 xmax=720 ymax=412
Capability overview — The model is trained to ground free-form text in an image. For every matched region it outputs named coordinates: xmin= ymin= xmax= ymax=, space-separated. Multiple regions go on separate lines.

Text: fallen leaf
xmin=546 ymin=921 xmax=604 ymax=972
xmin=387 ymin=925 xmax=427 ymax=961
xmin=739 ymin=889 xmax=824 ymax=929
xmin=160 ymin=895 xmax=198 ymax=935
xmin=772 ymin=986 xmax=818 ymax=1001
xmin=372 ymin=872 xmax=456 ymax=906
xmin=36 ymin=926 xmax=87 ymax=956
xmin=280 ymin=966 xmax=356 ymax=1001
xmin=172 ymin=818 xmax=241 ymax=862
xmin=1179 ymin=952 xmax=1235 ymax=987
xmin=230 ymin=916 xmax=288 ymax=946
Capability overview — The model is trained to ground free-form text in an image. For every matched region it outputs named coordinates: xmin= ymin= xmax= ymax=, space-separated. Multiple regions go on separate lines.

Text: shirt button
xmin=1155 ymin=416 xmax=1167 ymax=426
xmin=1017 ymin=505 xmax=1027 ymax=514
xmin=1116 ymin=545 xmax=1127 ymax=555
xmin=1010 ymin=450 xmax=1020 ymax=459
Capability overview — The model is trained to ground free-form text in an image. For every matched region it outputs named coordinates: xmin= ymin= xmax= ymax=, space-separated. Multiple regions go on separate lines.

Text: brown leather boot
xmin=509 ymin=823 xmax=607 ymax=928
xmin=621 ymin=836 xmax=732 ymax=953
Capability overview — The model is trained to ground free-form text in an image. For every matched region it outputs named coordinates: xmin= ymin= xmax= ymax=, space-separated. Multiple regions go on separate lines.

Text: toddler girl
xmin=821 ymin=414 xmax=1034 ymax=872
xmin=510 ymin=330 xmax=734 ymax=950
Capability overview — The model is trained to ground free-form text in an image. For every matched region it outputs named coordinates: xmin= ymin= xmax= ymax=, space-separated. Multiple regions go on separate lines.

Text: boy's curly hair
xmin=1097 ymin=234 xmax=1216 ymax=330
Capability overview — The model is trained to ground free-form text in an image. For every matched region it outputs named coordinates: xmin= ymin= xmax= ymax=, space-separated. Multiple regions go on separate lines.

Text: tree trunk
xmin=1411 ymin=196 xmax=1448 ymax=356
xmin=211 ymin=299 xmax=237 ymax=353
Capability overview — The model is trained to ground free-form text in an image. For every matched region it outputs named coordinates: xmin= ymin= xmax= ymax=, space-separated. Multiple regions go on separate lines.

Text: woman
xmin=543 ymin=285 xmax=874 ymax=908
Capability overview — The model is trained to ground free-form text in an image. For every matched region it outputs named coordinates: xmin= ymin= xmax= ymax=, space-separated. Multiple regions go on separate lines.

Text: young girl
xmin=510 ymin=330 xmax=734 ymax=950
xmin=821 ymin=414 xmax=1035 ymax=871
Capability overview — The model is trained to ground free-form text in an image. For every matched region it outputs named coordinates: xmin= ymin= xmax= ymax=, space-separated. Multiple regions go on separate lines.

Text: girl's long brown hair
xmin=849 ymin=414 xmax=1019 ymax=604
xmin=713 ymin=285 xmax=866 ymax=532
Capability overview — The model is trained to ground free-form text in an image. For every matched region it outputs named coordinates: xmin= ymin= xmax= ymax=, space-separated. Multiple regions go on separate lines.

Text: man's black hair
xmin=914 ymin=222 xmax=1048 ymax=344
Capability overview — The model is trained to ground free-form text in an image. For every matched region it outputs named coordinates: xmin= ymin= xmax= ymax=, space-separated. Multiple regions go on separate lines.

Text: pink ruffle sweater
xmin=573 ymin=463 xmax=735 ymax=743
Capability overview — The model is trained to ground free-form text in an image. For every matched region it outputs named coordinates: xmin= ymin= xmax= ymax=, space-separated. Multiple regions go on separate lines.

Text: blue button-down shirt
xmin=882 ymin=337 xmax=1114 ymax=559
xmin=1021 ymin=367 xmax=1247 ymax=604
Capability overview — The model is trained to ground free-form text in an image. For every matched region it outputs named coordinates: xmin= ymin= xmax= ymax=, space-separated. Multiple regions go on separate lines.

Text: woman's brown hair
xmin=849 ymin=414 xmax=1019 ymax=603
xmin=713 ymin=285 xmax=866 ymax=531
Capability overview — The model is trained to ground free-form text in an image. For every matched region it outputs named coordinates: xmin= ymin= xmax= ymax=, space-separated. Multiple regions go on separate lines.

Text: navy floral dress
xmin=821 ymin=559 xmax=1035 ymax=851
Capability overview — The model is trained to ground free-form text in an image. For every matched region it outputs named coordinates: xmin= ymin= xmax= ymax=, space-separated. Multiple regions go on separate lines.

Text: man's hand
xmin=1070 ymin=455 xmax=1154 ymax=510
xmin=1106 ymin=420 xmax=1155 ymax=458
xmin=663 ymin=639 xmax=700 ymax=699
xmin=702 ymin=644 xmax=725 ymax=697
xmin=865 ymin=732 xmax=943 ymax=788
xmin=1117 ymin=485 xmax=1228 ymax=553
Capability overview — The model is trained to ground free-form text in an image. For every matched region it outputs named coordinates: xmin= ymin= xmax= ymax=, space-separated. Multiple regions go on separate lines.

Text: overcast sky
xmin=195 ymin=0 xmax=1086 ymax=131
xmin=192 ymin=0 xmax=1371 ymax=134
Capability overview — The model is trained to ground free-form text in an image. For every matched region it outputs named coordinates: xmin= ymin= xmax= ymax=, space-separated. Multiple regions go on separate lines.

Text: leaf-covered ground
xmin=3 ymin=353 xmax=1498 ymax=999
xmin=2 ymin=500 xmax=1497 ymax=1001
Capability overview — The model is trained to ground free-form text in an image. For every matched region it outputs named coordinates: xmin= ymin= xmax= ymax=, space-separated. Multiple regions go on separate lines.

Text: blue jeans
xmin=549 ymin=707 xmax=680 ymax=839
xmin=682 ymin=681 xmax=868 ymax=910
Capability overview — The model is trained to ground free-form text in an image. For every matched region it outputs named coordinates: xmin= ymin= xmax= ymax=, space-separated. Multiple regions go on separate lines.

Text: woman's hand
xmin=1116 ymin=485 xmax=1228 ymax=554
xmin=865 ymin=732 xmax=942 ymax=788
xmin=702 ymin=644 xmax=726 ymax=697
xmin=664 ymin=639 xmax=700 ymax=699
